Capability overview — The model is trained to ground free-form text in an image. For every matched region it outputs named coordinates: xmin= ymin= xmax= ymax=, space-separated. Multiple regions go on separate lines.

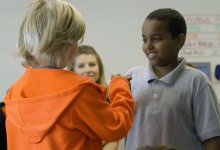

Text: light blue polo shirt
xmin=125 ymin=58 xmax=220 ymax=150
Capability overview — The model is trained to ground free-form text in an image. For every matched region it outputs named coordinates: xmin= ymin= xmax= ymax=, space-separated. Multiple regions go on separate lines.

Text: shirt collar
xmin=147 ymin=58 xmax=186 ymax=85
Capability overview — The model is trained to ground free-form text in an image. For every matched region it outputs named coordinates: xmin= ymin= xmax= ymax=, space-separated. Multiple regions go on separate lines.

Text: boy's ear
xmin=177 ymin=33 xmax=186 ymax=49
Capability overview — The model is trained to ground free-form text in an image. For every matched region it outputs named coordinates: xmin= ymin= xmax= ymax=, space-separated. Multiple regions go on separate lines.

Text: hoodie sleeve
xmin=71 ymin=76 xmax=134 ymax=141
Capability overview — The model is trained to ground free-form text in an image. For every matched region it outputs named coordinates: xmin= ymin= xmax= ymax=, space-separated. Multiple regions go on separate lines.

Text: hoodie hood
xmin=4 ymin=68 xmax=107 ymax=144
xmin=5 ymin=84 xmax=86 ymax=143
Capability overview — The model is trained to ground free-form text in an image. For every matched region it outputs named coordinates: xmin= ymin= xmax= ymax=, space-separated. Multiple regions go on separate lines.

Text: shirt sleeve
xmin=193 ymin=78 xmax=220 ymax=141
xmin=71 ymin=76 xmax=134 ymax=141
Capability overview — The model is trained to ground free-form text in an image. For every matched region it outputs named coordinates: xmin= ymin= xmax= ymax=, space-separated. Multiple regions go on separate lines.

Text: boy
xmin=4 ymin=0 xmax=134 ymax=150
xmin=125 ymin=8 xmax=220 ymax=150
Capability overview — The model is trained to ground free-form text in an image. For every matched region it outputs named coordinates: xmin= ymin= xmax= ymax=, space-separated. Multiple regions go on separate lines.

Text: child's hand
xmin=111 ymin=74 xmax=132 ymax=89
xmin=111 ymin=73 xmax=121 ymax=79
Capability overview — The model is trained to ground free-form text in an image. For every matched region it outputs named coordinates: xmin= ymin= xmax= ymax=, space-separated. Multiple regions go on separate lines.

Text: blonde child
xmin=4 ymin=0 xmax=134 ymax=150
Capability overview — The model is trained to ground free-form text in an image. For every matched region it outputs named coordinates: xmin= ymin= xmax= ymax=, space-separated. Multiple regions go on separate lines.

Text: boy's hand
xmin=125 ymin=74 xmax=132 ymax=82
xmin=125 ymin=74 xmax=132 ymax=89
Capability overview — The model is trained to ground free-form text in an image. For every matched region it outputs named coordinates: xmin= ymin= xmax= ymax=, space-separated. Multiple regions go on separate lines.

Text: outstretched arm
xmin=72 ymin=76 xmax=134 ymax=141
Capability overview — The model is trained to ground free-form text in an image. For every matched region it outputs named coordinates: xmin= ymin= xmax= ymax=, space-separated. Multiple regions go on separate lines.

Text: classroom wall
xmin=1 ymin=0 xmax=220 ymax=103
xmin=0 ymin=1 xmax=219 ymax=150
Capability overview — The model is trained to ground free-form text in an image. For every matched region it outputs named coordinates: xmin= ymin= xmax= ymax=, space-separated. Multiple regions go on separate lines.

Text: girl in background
xmin=68 ymin=45 xmax=119 ymax=150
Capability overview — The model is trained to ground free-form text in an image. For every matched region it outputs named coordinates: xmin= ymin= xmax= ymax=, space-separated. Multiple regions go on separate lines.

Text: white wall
xmin=1 ymin=0 xmax=220 ymax=102
xmin=0 ymin=1 xmax=219 ymax=150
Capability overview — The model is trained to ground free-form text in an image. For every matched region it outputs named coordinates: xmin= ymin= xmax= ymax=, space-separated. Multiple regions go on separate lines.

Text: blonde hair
xmin=68 ymin=45 xmax=107 ymax=86
xmin=18 ymin=0 xmax=86 ymax=68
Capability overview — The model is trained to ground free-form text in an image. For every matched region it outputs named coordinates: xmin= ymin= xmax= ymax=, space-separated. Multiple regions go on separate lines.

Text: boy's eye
xmin=152 ymin=36 xmax=161 ymax=42
xmin=142 ymin=38 xmax=147 ymax=43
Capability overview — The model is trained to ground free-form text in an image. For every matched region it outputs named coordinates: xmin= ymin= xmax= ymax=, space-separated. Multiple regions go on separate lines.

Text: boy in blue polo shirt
xmin=126 ymin=8 xmax=220 ymax=150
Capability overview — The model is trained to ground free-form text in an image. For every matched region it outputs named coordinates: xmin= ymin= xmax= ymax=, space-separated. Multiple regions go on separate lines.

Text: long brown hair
xmin=68 ymin=45 xmax=107 ymax=86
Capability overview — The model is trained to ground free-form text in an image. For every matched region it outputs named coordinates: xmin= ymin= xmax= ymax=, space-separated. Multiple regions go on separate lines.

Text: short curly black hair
xmin=146 ymin=8 xmax=187 ymax=37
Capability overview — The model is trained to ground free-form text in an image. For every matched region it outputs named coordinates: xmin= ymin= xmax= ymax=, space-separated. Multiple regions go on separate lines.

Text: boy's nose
xmin=147 ymin=41 xmax=154 ymax=49
xmin=143 ymin=41 xmax=153 ymax=52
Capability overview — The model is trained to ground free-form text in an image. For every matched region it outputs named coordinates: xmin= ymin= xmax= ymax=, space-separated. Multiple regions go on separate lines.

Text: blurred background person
xmin=68 ymin=45 xmax=119 ymax=150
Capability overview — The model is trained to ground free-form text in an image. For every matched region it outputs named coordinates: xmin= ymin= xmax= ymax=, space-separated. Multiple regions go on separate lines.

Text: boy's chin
xmin=148 ymin=60 xmax=157 ymax=66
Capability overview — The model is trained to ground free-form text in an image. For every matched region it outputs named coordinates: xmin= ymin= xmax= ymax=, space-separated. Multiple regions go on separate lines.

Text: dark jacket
xmin=0 ymin=102 xmax=7 ymax=150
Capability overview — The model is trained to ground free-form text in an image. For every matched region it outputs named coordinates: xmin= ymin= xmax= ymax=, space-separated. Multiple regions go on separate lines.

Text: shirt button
xmin=153 ymin=93 xmax=157 ymax=98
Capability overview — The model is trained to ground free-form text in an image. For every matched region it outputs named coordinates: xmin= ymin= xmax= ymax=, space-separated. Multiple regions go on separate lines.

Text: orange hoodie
xmin=4 ymin=68 xmax=134 ymax=150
